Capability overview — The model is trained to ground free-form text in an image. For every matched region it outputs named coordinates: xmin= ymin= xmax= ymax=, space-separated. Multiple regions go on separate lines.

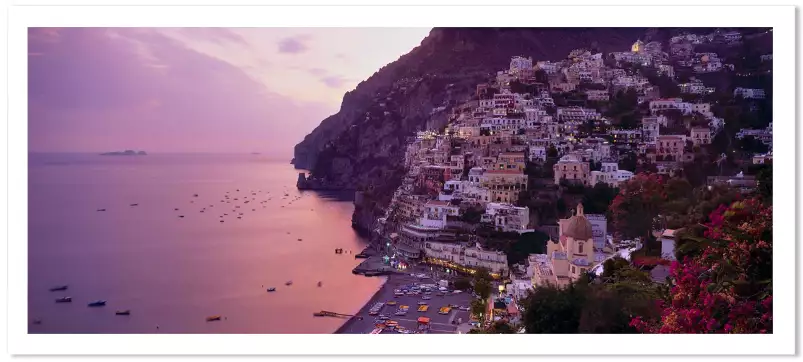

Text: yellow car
xmin=418 ymin=305 xmax=429 ymax=312
xmin=386 ymin=301 xmax=397 ymax=306
xmin=438 ymin=307 xmax=452 ymax=315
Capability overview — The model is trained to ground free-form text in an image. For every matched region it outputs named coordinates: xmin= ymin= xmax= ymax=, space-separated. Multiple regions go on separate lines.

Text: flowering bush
xmin=631 ymin=198 xmax=772 ymax=333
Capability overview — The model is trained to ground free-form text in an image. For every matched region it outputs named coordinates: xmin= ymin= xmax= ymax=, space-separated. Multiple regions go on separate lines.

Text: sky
xmin=28 ymin=27 xmax=432 ymax=158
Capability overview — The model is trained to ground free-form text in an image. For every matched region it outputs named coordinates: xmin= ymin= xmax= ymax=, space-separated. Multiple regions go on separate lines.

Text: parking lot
xmin=336 ymin=270 xmax=473 ymax=334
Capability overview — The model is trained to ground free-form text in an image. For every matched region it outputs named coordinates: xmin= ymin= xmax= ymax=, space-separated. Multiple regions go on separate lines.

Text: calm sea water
xmin=28 ymin=153 xmax=384 ymax=334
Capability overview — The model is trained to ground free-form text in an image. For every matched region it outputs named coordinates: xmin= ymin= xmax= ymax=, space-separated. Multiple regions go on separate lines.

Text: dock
xmin=313 ymin=310 xmax=355 ymax=318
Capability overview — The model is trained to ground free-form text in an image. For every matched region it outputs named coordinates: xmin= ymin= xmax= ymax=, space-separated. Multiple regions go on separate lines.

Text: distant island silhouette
xmin=100 ymin=150 xmax=147 ymax=156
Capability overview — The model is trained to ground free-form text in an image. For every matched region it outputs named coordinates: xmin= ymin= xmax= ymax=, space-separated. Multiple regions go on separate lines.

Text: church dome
xmin=563 ymin=204 xmax=593 ymax=241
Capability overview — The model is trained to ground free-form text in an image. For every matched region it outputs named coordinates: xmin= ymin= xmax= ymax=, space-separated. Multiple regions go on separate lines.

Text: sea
xmin=27 ymin=153 xmax=385 ymax=334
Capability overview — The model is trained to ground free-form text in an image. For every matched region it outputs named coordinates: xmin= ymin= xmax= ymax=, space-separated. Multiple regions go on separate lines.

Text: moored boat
xmin=55 ymin=297 xmax=72 ymax=303
xmin=115 ymin=310 xmax=131 ymax=315
xmin=317 ymin=281 xmax=323 ymax=287
xmin=87 ymin=300 xmax=106 ymax=307
xmin=285 ymin=281 xmax=293 ymax=286
xmin=267 ymin=287 xmax=276 ymax=292
xmin=206 ymin=315 xmax=221 ymax=322
xmin=49 ymin=285 xmax=68 ymax=292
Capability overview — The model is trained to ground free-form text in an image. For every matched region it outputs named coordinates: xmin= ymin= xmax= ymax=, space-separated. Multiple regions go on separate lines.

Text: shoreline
xmin=333 ymin=274 xmax=393 ymax=334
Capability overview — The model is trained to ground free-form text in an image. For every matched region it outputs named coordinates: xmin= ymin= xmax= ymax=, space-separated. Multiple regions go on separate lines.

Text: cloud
xmin=307 ymin=68 xmax=326 ymax=77
xmin=320 ymin=75 xmax=350 ymax=88
xmin=177 ymin=28 xmax=247 ymax=45
xmin=27 ymin=28 xmax=332 ymax=157
xmin=278 ymin=34 xmax=311 ymax=54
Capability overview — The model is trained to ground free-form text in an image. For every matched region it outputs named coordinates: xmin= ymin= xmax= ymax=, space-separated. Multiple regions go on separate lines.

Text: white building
xmin=556 ymin=107 xmax=601 ymax=122
xmin=529 ymin=145 xmax=547 ymax=163
xmin=649 ymin=98 xmax=693 ymax=115
xmin=482 ymin=203 xmax=533 ymax=234
xmin=733 ymin=87 xmax=766 ymax=99
xmin=420 ymin=200 xmax=460 ymax=229
xmin=589 ymin=162 xmax=634 ymax=189
xmin=584 ymin=214 xmax=608 ymax=250
xmin=509 ymin=56 xmax=533 ymax=76
xmin=642 ymin=116 xmax=661 ymax=144
xmin=585 ymin=89 xmax=610 ymax=101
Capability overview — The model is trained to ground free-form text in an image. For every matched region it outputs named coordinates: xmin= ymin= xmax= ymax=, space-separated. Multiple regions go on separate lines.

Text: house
xmin=590 ymin=162 xmax=634 ymax=189
xmin=659 ymin=229 xmax=682 ymax=261
xmin=650 ymin=98 xmax=693 ymax=115
xmin=642 ymin=117 xmax=660 ymax=144
xmin=420 ymin=200 xmax=460 ymax=229
xmin=584 ymin=214 xmax=608 ymax=250
xmin=497 ymin=152 xmax=527 ymax=171
xmin=609 ymin=129 xmax=642 ymax=145
xmin=528 ymin=145 xmax=547 ymax=163
xmin=658 ymin=64 xmax=675 ymax=78
xmin=707 ymin=172 xmax=758 ymax=193
xmin=753 ymin=153 xmax=772 ymax=164
xmin=585 ymin=89 xmax=610 ymax=102
xmin=423 ymin=241 xmax=509 ymax=278
xmin=692 ymin=103 xmax=713 ymax=118
xmin=690 ymin=127 xmax=711 ymax=146
xmin=482 ymin=203 xmax=533 ymax=234
xmin=556 ymin=107 xmax=601 ymax=122
xmin=733 ymin=87 xmax=766 ymax=99
xmin=656 ymin=135 xmax=686 ymax=162
xmin=479 ymin=170 xmax=528 ymax=204
xmin=553 ymin=154 xmax=590 ymax=186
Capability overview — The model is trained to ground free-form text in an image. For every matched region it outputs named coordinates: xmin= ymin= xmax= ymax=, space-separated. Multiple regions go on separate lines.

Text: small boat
xmin=206 ymin=315 xmax=222 ymax=322
xmin=285 ymin=281 xmax=293 ymax=286
xmin=193 ymin=194 xmax=199 ymax=197
xmin=267 ymin=287 xmax=276 ymax=292
xmin=297 ymin=238 xmax=302 ymax=241
xmin=32 ymin=319 xmax=42 ymax=325
xmin=55 ymin=297 xmax=72 ymax=303
xmin=115 ymin=310 xmax=131 ymax=316
xmin=318 ymin=281 xmax=323 ymax=287
xmin=220 ymin=220 xmax=224 ymax=223
xmin=174 ymin=208 xmax=179 ymax=211
xmin=88 ymin=300 xmax=106 ymax=307
xmin=178 ymin=215 xmax=185 ymax=218
xmin=130 ymin=203 xmax=138 ymax=207
xmin=96 ymin=208 xmax=106 ymax=212
xmin=49 ymin=285 xmax=68 ymax=292
xmin=313 ymin=312 xmax=326 ymax=317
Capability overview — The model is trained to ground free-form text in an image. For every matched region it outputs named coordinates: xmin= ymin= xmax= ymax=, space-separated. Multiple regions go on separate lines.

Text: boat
xmin=88 ymin=300 xmax=106 ymax=307
xmin=317 ymin=281 xmax=323 ymax=287
xmin=96 ymin=208 xmax=106 ymax=212
xmin=130 ymin=203 xmax=138 ymax=207
xmin=49 ymin=285 xmax=68 ymax=292
xmin=313 ymin=312 xmax=326 ymax=317
xmin=178 ymin=215 xmax=185 ymax=218
xmin=115 ymin=310 xmax=131 ymax=315
xmin=267 ymin=287 xmax=276 ymax=292
xmin=55 ymin=297 xmax=72 ymax=303
xmin=32 ymin=319 xmax=42 ymax=325
xmin=285 ymin=281 xmax=293 ymax=286
xmin=193 ymin=194 xmax=199 ymax=197
xmin=206 ymin=315 xmax=221 ymax=322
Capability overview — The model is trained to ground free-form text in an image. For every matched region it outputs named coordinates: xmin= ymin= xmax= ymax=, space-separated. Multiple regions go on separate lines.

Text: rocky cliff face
xmin=293 ymin=27 xmax=652 ymax=234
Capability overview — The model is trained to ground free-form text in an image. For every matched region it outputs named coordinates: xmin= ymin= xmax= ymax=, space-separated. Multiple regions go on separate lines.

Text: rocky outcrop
xmin=294 ymin=27 xmax=654 ymax=233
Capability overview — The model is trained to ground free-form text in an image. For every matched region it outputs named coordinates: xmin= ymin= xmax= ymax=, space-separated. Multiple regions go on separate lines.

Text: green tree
xmin=581 ymin=183 xmax=618 ymax=215
xmin=610 ymin=173 xmax=666 ymax=242
xmin=487 ymin=321 xmax=517 ymax=334
xmin=474 ymin=278 xmax=493 ymax=300
xmin=470 ymin=298 xmax=486 ymax=319
xmin=523 ymin=285 xmax=585 ymax=333
xmin=756 ymin=162 xmax=772 ymax=204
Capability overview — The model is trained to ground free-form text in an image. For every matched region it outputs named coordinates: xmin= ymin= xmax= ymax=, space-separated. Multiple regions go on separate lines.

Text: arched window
xmin=578 ymin=242 xmax=584 ymax=254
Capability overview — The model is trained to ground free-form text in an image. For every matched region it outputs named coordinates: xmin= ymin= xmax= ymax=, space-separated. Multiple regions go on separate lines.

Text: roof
xmin=425 ymin=200 xmax=451 ymax=207
xmin=499 ymin=152 xmax=526 ymax=157
xmin=562 ymin=205 xmax=593 ymax=241
xmin=484 ymin=170 xmax=525 ymax=175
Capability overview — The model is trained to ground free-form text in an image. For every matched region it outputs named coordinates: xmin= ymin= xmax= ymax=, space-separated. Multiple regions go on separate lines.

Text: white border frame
xmin=6 ymin=4 xmax=796 ymax=356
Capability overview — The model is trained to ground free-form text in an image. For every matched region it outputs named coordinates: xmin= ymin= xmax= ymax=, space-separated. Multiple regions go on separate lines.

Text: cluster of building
xmin=376 ymin=30 xmax=770 ymax=298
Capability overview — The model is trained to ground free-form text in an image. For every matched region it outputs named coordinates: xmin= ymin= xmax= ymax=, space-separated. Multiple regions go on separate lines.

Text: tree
xmin=756 ymin=162 xmax=772 ymax=203
xmin=632 ymin=198 xmax=773 ymax=333
xmin=470 ymin=298 xmax=486 ymax=319
xmin=473 ymin=266 xmax=492 ymax=283
xmin=487 ymin=321 xmax=517 ymax=334
xmin=474 ymin=278 xmax=493 ymax=300
xmin=582 ymin=183 xmax=618 ymax=215
xmin=547 ymin=145 xmax=559 ymax=158
xmin=523 ymin=285 xmax=585 ymax=333
xmin=610 ymin=173 xmax=667 ymax=241
xmin=507 ymin=231 xmax=549 ymax=266
xmin=453 ymin=277 xmax=472 ymax=291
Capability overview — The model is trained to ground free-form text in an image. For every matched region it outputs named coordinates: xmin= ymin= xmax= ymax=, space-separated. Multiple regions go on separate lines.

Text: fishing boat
xmin=267 ymin=287 xmax=276 ymax=292
xmin=193 ymin=194 xmax=199 ymax=197
xmin=317 ymin=281 xmax=323 ymax=287
xmin=285 ymin=281 xmax=293 ymax=286
xmin=130 ymin=203 xmax=138 ymax=207
xmin=206 ymin=315 xmax=222 ymax=322
xmin=178 ymin=215 xmax=185 ymax=218
xmin=49 ymin=285 xmax=68 ymax=292
xmin=87 ymin=300 xmax=106 ymax=307
xmin=96 ymin=208 xmax=106 ymax=212
xmin=55 ymin=297 xmax=72 ymax=303
xmin=313 ymin=312 xmax=326 ymax=317
xmin=115 ymin=310 xmax=131 ymax=316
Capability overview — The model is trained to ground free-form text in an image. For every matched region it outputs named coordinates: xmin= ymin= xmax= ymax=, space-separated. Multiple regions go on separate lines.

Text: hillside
xmin=293 ymin=27 xmax=658 ymax=234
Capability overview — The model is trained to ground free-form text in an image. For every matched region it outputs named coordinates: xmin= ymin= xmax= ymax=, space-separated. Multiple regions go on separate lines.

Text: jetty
xmin=313 ymin=310 xmax=355 ymax=318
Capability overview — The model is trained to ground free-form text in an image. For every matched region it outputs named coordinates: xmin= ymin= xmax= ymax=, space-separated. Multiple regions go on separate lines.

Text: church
xmin=530 ymin=203 xmax=599 ymax=288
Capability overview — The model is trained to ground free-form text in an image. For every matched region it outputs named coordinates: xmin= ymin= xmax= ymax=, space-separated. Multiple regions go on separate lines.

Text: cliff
xmin=293 ymin=27 xmax=654 ymax=234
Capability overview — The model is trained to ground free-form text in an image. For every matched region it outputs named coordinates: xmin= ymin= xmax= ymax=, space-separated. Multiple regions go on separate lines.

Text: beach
xmin=335 ymin=266 xmax=473 ymax=334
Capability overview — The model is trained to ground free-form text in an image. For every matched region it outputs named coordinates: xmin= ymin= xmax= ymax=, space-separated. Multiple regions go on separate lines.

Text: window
xmin=571 ymin=266 xmax=576 ymax=273
xmin=578 ymin=242 xmax=584 ymax=254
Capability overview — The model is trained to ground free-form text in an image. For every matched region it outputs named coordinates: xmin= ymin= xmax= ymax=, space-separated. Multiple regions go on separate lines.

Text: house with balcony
xmin=481 ymin=203 xmax=533 ymax=234
xmin=590 ymin=162 xmax=634 ymax=188
xmin=733 ymin=87 xmax=766 ymax=99
xmin=553 ymin=153 xmax=590 ymax=186
xmin=690 ymin=127 xmax=711 ymax=146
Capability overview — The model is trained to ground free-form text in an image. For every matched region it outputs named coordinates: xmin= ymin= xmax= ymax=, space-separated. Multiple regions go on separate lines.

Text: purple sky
xmin=28 ymin=28 xmax=431 ymax=158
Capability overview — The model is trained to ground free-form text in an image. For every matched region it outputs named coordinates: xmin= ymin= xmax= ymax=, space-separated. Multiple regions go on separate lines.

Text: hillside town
xmin=359 ymin=29 xmax=772 ymax=333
